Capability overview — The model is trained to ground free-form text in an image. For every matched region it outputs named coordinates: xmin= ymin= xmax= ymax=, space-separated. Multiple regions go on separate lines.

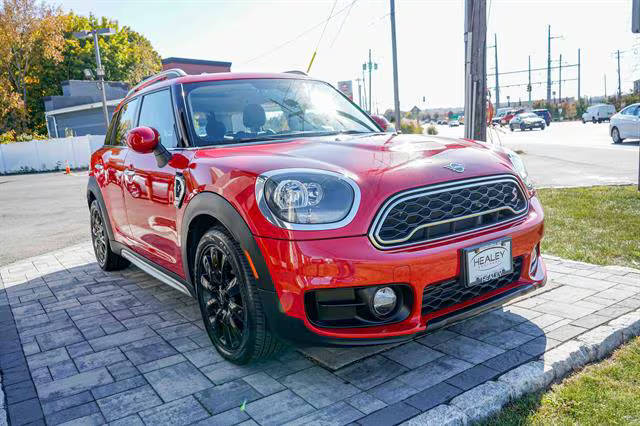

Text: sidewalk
xmin=0 ymin=242 xmax=638 ymax=425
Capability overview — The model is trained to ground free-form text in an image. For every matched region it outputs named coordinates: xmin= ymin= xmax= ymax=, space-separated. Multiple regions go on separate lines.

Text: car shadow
xmin=0 ymin=259 xmax=548 ymax=424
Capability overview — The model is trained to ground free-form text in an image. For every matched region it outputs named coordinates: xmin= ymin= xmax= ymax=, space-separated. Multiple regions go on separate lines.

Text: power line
xmin=330 ymin=0 xmax=357 ymax=47
xmin=488 ymin=64 xmax=577 ymax=77
xmin=314 ymin=0 xmax=338 ymax=52
xmin=306 ymin=0 xmax=338 ymax=72
xmin=241 ymin=0 xmax=357 ymax=65
xmin=499 ymin=78 xmax=577 ymax=90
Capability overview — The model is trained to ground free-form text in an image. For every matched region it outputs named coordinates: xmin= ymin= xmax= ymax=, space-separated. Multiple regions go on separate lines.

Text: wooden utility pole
xmin=464 ymin=0 xmax=487 ymax=141
xmin=390 ymin=0 xmax=401 ymax=128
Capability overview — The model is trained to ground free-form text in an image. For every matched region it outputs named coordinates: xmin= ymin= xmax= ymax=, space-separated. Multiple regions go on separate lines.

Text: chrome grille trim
xmin=369 ymin=174 xmax=529 ymax=249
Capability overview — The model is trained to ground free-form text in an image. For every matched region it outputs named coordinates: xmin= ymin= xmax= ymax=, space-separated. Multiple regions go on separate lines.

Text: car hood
xmin=194 ymin=133 xmax=516 ymax=189
xmin=190 ymin=133 xmax=521 ymax=238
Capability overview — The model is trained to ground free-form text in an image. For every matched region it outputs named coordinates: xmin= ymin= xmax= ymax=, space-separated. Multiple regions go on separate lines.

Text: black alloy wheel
xmin=195 ymin=227 xmax=284 ymax=364
xmin=198 ymin=243 xmax=248 ymax=354
xmin=91 ymin=205 xmax=107 ymax=266
xmin=89 ymin=200 xmax=129 ymax=271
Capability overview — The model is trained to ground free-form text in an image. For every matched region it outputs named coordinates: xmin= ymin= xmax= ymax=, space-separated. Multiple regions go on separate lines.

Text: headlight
xmin=256 ymin=169 xmax=360 ymax=229
xmin=505 ymin=149 xmax=534 ymax=190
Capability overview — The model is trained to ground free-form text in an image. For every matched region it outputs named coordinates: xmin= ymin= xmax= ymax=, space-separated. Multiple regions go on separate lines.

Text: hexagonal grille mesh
xmin=422 ymin=257 xmax=523 ymax=316
xmin=373 ymin=178 xmax=527 ymax=247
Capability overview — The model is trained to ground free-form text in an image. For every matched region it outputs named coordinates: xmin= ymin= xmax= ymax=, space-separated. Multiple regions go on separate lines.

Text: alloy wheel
xmin=612 ymin=128 xmax=621 ymax=143
xmin=91 ymin=208 xmax=107 ymax=265
xmin=198 ymin=245 xmax=247 ymax=352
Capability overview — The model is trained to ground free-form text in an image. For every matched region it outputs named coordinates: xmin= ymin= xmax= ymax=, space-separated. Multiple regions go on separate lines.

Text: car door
xmin=620 ymin=105 xmax=638 ymax=138
xmin=97 ymin=98 xmax=139 ymax=242
xmin=122 ymin=88 xmax=185 ymax=275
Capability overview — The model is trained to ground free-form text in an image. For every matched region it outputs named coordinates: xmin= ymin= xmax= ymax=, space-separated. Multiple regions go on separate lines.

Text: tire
xmin=510 ymin=125 xmax=514 ymax=132
xmin=541 ymin=124 xmax=546 ymax=130
xmin=520 ymin=123 xmax=526 ymax=131
xmin=611 ymin=127 xmax=623 ymax=144
xmin=582 ymin=118 xmax=585 ymax=124
xmin=90 ymin=200 xmax=129 ymax=271
xmin=195 ymin=227 xmax=284 ymax=364
xmin=592 ymin=117 xmax=597 ymax=124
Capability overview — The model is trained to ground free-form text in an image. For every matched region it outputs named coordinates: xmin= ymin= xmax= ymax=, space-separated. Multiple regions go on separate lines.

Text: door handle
xmin=123 ymin=168 xmax=136 ymax=183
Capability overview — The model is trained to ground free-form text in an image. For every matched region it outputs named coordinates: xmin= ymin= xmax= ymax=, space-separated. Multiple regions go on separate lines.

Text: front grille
xmin=421 ymin=257 xmax=523 ymax=316
xmin=370 ymin=175 xmax=528 ymax=248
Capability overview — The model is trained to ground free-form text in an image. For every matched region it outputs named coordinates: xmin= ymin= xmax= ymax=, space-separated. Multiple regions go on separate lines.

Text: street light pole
xmin=547 ymin=25 xmax=562 ymax=104
xmin=92 ymin=31 xmax=110 ymax=129
xmin=368 ymin=49 xmax=373 ymax=113
xmin=73 ymin=28 xmax=116 ymax=131
xmin=390 ymin=0 xmax=401 ymax=128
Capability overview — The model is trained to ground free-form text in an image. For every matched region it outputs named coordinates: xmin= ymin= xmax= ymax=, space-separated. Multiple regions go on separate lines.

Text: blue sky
xmin=53 ymin=0 xmax=640 ymax=110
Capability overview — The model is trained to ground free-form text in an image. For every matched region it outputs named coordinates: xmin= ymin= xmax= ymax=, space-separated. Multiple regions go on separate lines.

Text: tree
xmin=24 ymin=13 xmax=162 ymax=132
xmin=0 ymin=3 xmax=162 ymax=134
xmin=0 ymin=0 xmax=67 ymax=131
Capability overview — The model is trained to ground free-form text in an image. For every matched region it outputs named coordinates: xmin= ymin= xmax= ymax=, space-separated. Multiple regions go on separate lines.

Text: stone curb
xmin=402 ymin=308 xmax=640 ymax=425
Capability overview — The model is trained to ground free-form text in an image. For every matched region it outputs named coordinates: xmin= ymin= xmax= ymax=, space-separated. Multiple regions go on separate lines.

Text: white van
xmin=582 ymin=104 xmax=616 ymax=123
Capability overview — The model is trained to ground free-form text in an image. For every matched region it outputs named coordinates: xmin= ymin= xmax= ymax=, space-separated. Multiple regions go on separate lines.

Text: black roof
xmin=161 ymin=57 xmax=232 ymax=67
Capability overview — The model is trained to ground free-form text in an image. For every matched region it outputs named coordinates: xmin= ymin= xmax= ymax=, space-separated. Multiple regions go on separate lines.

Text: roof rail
xmin=126 ymin=68 xmax=187 ymax=97
xmin=283 ymin=70 xmax=308 ymax=76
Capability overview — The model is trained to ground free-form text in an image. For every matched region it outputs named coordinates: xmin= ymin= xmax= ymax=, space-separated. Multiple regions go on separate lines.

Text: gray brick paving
xmin=0 ymin=243 xmax=639 ymax=425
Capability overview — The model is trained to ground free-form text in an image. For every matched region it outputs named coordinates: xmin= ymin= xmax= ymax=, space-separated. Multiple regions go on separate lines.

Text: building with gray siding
xmin=44 ymin=80 xmax=129 ymax=137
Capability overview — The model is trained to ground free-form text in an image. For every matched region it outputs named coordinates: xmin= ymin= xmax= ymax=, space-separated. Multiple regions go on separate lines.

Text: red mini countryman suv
xmin=88 ymin=69 xmax=547 ymax=364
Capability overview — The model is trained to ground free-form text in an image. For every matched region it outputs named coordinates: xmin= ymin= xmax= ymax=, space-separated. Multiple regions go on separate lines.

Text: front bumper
xmin=255 ymin=196 xmax=547 ymax=345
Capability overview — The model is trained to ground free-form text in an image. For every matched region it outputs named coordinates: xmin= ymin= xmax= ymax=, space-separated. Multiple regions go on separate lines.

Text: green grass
xmin=482 ymin=185 xmax=640 ymax=425
xmin=537 ymin=185 xmax=640 ymax=269
xmin=483 ymin=337 xmax=640 ymax=426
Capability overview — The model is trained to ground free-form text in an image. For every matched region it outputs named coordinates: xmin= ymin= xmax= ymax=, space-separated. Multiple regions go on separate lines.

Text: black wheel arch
xmin=87 ymin=176 xmax=116 ymax=242
xmin=181 ymin=191 xmax=276 ymax=295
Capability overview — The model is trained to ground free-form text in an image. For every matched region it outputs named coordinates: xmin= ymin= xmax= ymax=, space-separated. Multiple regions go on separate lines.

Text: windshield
xmin=519 ymin=113 xmax=537 ymax=119
xmin=184 ymin=78 xmax=379 ymax=146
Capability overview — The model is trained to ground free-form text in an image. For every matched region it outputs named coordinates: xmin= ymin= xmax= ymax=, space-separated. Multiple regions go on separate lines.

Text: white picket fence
xmin=0 ymin=135 xmax=105 ymax=175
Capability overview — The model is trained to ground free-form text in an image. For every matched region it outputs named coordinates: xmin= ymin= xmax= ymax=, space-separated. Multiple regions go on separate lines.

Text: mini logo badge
xmin=444 ymin=162 xmax=465 ymax=173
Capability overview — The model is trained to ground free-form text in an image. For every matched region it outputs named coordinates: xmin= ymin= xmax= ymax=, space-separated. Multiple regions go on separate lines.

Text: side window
xmin=621 ymin=106 xmax=636 ymax=116
xmin=113 ymin=98 xmax=140 ymax=146
xmin=138 ymin=90 xmax=178 ymax=148
xmin=104 ymin=110 xmax=119 ymax=145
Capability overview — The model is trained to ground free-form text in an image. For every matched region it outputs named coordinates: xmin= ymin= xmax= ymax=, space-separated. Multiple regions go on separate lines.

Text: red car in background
xmin=501 ymin=108 xmax=525 ymax=125
xmin=88 ymin=70 xmax=547 ymax=364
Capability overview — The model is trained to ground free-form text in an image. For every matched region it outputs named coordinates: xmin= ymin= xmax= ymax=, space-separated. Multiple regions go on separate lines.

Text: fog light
xmin=372 ymin=287 xmax=397 ymax=317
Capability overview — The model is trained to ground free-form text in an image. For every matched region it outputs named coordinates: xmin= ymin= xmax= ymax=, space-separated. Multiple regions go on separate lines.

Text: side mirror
xmin=370 ymin=115 xmax=395 ymax=132
xmin=370 ymin=115 xmax=388 ymax=131
xmin=126 ymin=126 xmax=159 ymax=154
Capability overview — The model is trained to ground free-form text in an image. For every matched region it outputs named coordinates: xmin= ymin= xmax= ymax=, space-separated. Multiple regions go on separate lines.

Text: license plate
xmin=463 ymin=238 xmax=512 ymax=287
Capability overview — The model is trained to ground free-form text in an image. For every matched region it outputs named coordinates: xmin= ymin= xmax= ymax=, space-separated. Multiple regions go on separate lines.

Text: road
xmin=0 ymin=172 xmax=89 ymax=267
xmin=435 ymin=120 xmax=639 ymax=188
xmin=1 ymin=121 xmax=637 ymax=266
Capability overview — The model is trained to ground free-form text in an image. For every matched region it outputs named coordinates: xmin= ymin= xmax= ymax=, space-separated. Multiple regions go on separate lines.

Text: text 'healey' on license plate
xmin=463 ymin=238 xmax=512 ymax=287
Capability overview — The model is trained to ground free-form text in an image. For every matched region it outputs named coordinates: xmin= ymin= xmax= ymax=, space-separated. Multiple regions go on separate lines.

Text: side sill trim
xmin=120 ymin=249 xmax=192 ymax=297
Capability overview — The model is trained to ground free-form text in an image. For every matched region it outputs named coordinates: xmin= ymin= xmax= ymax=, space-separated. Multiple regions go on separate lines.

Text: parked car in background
xmin=449 ymin=120 xmax=460 ymax=127
xmin=532 ymin=109 xmax=552 ymax=126
xmin=87 ymin=69 xmax=546 ymax=364
xmin=609 ymin=103 xmax=640 ymax=144
xmin=509 ymin=112 xmax=546 ymax=131
xmin=582 ymin=104 xmax=616 ymax=123
xmin=501 ymin=108 xmax=525 ymax=125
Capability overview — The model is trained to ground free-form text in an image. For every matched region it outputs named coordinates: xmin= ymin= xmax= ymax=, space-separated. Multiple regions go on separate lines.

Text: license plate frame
xmin=461 ymin=237 xmax=513 ymax=287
